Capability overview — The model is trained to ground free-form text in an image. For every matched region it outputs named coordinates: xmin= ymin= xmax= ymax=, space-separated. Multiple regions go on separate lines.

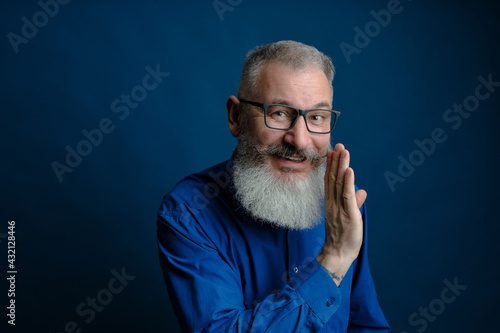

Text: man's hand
xmin=316 ymin=143 xmax=367 ymax=286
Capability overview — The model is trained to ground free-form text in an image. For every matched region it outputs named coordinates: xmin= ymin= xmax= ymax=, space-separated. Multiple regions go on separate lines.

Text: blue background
xmin=1 ymin=0 xmax=499 ymax=332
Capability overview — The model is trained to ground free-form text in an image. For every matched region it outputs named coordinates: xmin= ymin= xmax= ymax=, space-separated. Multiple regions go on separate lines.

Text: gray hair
xmin=237 ymin=40 xmax=335 ymax=101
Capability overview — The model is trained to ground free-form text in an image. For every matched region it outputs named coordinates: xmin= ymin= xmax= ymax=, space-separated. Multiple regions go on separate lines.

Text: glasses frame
xmin=239 ymin=99 xmax=340 ymax=134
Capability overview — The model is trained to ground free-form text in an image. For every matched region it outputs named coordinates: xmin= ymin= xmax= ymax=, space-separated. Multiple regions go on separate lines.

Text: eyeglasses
xmin=239 ymin=99 xmax=340 ymax=134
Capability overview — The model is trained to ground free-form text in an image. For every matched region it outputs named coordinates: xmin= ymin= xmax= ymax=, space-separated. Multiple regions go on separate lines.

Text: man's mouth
xmin=275 ymin=154 xmax=307 ymax=162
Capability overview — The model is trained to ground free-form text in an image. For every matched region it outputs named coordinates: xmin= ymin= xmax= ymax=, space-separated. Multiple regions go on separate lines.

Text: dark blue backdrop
xmin=1 ymin=0 xmax=499 ymax=332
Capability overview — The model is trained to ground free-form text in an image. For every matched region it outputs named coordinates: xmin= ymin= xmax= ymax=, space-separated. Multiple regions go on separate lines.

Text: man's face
xmin=242 ymin=62 xmax=332 ymax=181
xmin=228 ymin=62 xmax=333 ymax=229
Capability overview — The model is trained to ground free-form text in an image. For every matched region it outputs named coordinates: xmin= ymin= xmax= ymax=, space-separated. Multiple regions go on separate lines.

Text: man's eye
xmin=270 ymin=110 xmax=290 ymax=118
xmin=308 ymin=111 xmax=331 ymax=124
xmin=309 ymin=114 xmax=324 ymax=122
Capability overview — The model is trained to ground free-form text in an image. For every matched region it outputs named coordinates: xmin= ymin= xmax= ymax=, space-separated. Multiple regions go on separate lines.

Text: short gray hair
xmin=237 ymin=40 xmax=335 ymax=101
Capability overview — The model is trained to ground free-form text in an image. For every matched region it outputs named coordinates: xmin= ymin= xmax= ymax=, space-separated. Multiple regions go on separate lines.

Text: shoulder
xmin=157 ymin=159 xmax=235 ymax=222
xmin=157 ymin=159 xmax=246 ymax=254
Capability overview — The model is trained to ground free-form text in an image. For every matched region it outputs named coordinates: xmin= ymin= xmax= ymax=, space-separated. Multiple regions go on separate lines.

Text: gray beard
xmin=232 ymin=132 xmax=329 ymax=230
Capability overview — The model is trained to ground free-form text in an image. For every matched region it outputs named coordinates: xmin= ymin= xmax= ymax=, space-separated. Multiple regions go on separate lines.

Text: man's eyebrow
xmin=268 ymin=99 xmax=292 ymax=106
xmin=312 ymin=101 xmax=332 ymax=109
xmin=270 ymin=99 xmax=332 ymax=109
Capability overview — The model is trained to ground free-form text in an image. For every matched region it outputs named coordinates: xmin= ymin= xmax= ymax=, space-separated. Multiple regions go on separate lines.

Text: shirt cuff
xmin=290 ymin=259 xmax=342 ymax=323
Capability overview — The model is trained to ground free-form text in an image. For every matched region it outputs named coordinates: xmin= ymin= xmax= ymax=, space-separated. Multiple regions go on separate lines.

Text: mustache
xmin=256 ymin=143 xmax=326 ymax=162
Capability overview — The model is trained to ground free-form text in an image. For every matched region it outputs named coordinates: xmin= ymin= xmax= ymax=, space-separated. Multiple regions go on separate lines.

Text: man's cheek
xmin=258 ymin=129 xmax=282 ymax=147
xmin=315 ymin=137 xmax=331 ymax=154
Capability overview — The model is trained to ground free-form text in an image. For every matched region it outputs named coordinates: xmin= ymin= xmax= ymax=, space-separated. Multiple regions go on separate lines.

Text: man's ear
xmin=227 ymin=95 xmax=242 ymax=137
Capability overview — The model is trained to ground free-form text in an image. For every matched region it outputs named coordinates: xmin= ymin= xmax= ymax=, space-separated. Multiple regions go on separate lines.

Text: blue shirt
xmin=157 ymin=159 xmax=390 ymax=332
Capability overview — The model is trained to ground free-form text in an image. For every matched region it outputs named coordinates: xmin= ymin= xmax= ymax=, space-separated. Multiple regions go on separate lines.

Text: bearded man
xmin=157 ymin=40 xmax=390 ymax=332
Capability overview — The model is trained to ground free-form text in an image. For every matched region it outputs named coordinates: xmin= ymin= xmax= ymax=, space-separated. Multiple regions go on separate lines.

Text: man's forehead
xmin=254 ymin=63 xmax=332 ymax=108
xmin=268 ymin=98 xmax=331 ymax=109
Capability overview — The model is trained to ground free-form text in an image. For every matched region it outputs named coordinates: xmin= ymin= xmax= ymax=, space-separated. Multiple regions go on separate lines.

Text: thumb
xmin=355 ymin=189 xmax=367 ymax=209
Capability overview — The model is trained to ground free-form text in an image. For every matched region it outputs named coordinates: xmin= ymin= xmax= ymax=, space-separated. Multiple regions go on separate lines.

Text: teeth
xmin=284 ymin=156 xmax=305 ymax=162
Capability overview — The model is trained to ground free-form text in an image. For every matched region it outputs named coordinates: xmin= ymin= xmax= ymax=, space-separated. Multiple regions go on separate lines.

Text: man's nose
xmin=283 ymin=116 xmax=312 ymax=150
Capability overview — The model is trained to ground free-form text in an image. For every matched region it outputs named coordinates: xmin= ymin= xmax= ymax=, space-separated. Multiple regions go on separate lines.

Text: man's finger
xmin=342 ymin=167 xmax=359 ymax=216
xmin=355 ymin=189 xmax=367 ymax=210
xmin=336 ymin=148 xmax=349 ymax=208
xmin=330 ymin=144 xmax=343 ymax=202
xmin=324 ymin=151 xmax=333 ymax=202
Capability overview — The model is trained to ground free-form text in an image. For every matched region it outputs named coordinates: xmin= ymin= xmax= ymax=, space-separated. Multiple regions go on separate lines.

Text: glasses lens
xmin=265 ymin=105 xmax=298 ymax=129
xmin=265 ymin=105 xmax=337 ymax=133
xmin=306 ymin=110 xmax=335 ymax=133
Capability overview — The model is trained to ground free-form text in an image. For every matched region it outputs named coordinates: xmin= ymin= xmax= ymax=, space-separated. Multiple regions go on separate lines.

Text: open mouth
xmin=276 ymin=155 xmax=307 ymax=162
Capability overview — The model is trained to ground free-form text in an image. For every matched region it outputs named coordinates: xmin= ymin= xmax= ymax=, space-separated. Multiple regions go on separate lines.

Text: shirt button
xmin=292 ymin=266 xmax=299 ymax=274
xmin=326 ymin=298 xmax=334 ymax=307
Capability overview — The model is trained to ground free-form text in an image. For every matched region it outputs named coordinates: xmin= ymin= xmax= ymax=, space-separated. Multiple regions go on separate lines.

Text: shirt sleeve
xmin=347 ymin=203 xmax=391 ymax=332
xmin=157 ymin=203 xmax=343 ymax=332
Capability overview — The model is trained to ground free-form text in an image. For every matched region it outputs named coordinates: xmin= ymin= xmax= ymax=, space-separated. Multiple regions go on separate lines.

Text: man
xmin=157 ymin=40 xmax=390 ymax=332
